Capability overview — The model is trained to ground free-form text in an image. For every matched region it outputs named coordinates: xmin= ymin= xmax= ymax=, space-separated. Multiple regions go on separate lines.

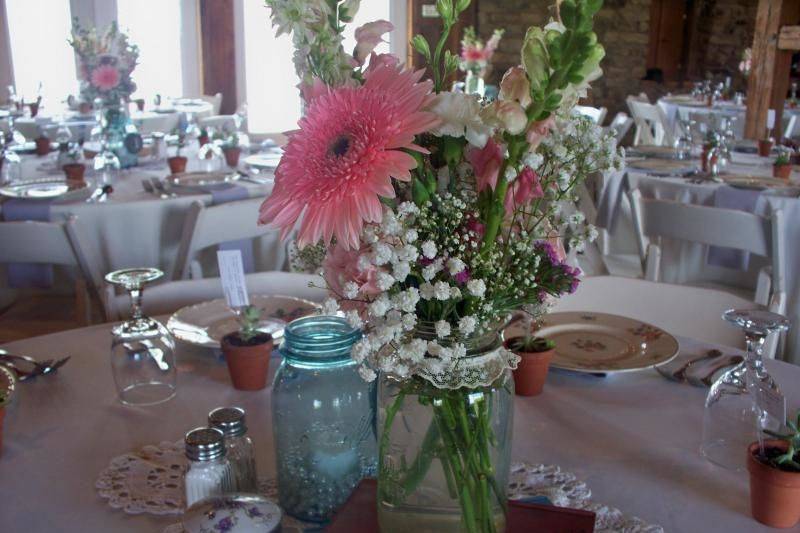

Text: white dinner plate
xmin=627 ymin=145 xmax=682 ymax=159
xmin=504 ymin=312 xmax=679 ymax=374
xmin=627 ymin=158 xmax=697 ymax=175
xmin=723 ymin=175 xmax=791 ymax=191
xmin=0 ymin=178 xmax=90 ymax=200
xmin=167 ymin=171 xmax=240 ymax=189
xmin=167 ymin=295 xmax=320 ymax=349
xmin=244 ymin=153 xmax=282 ymax=170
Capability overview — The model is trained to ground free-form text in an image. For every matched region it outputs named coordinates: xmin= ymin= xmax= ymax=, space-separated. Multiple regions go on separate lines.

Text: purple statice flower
xmin=453 ymin=269 xmax=470 ymax=284
xmin=535 ymin=240 xmax=561 ymax=266
xmin=215 ymin=517 xmax=235 ymax=532
xmin=418 ymin=256 xmax=434 ymax=267
xmin=560 ymin=264 xmax=582 ymax=294
xmin=247 ymin=506 xmax=263 ymax=518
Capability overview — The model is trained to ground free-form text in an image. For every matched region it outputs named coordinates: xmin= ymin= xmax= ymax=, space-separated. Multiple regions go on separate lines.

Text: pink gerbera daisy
xmin=258 ymin=60 xmax=439 ymax=250
xmin=91 ymin=65 xmax=120 ymax=91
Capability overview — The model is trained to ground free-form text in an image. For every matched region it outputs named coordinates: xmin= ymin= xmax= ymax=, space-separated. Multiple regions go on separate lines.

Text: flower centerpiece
xmin=739 ymin=47 xmax=752 ymax=80
xmin=260 ymin=0 xmax=619 ymax=530
xmin=459 ymin=26 xmax=504 ymax=96
xmin=69 ymin=19 xmax=139 ymax=107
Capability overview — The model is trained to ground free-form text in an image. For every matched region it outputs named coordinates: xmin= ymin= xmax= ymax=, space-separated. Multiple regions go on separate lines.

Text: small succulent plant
xmin=763 ymin=410 xmax=800 ymax=472
xmin=774 ymin=152 xmax=792 ymax=167
xmin=238 ymin=305 xmax=263 ymax=343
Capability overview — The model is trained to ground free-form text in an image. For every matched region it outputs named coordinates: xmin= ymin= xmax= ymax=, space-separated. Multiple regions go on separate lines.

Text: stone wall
xmin=475 ymin=0 xmax=757 ymax=118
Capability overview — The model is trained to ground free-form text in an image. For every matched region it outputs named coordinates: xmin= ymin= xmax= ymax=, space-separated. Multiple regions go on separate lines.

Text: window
xmin=117 ymin=0 xmax=185 ymax=101
xmin=5 ymin=0 xmax=77 ymax=108
xmin=241 ymin=1 xmax=403 ymax=135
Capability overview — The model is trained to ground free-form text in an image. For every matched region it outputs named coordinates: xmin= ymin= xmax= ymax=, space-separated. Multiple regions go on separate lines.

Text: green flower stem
xmin=378 ymin=391 xmax=406 ymax=501
xmin=398 ymin=420 xmax=440 ymax=495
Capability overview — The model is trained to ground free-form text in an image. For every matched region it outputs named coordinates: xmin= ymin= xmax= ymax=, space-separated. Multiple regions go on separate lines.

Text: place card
xmin=217 ymin=250 xmax=249 ymax=309
xmin=756 ymin=382 xmax=787 ymax=425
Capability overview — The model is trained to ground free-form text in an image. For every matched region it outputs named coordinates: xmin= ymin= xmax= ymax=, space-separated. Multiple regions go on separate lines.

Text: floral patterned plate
xmin=505 ymin=312 xmax=679 ymax=373
xmin=182 ymin=495 xmax=281 ymax=533
xmin=167 ymin=295 xmax=320 ymax=349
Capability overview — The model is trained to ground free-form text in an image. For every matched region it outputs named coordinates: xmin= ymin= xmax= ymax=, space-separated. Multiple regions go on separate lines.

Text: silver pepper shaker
xmin=184 ymin=427 xmax=235 ymax=507
xmin=209 ymin=407 xmax=258 ymax=493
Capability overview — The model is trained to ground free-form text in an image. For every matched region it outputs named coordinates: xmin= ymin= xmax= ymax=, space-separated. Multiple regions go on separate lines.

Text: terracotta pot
xmin=748 ymin=440 xmax=800 ymax=528
xmin=134 ymin=99 xmax=145 ymax=112
xmin=28 ymin=101 xmax=39 ymax=118
xmin=167 ymin=156 xmax=187 ymax=174
xmin=758 ymin=139 xmax=774 ymax=157
xmin=34 ymin=137 xmax=51 ymax=156
xmin=62 ymin=163 xmax=86 ymax=184
xmin=505 ymin=337 xmax=554 ymax=396
xmin=0 ymin=405 xmax=5 ymax=458
xmin=223 ymin=147 xmax=241 ymax=168
xmin=774 ymin=164 xmax=793 ymax=180
xmin=78 ymin=102 xmax=92 ymax=115
xmin=222 ymin=333 xmax=273 ymax=391
xmin=198 ymin=134 xmax=209 ymax=147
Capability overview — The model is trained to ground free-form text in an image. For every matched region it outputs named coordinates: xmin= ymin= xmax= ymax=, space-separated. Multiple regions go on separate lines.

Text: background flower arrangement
xmin=69 ymin=18 xmax=139 ymax=106
xmin=459 ymin=26 xmax=504 ymax=80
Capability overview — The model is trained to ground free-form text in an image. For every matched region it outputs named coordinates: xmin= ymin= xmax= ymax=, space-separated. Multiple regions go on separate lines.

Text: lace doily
xmin=98 ymin=442 xmax=661 ymax=532
xmin=419 ymin=345 xmax=520 ymax=389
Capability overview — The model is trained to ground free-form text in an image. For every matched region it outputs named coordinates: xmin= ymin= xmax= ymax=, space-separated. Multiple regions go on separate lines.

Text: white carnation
xmin=419 ymin=282 xmax=435 ymax=300
xmin=458 ymin=315 xmax=477 ymax=335
xmin=449 ymin=286 xmax=462 ymax=299
xmin=434 ymin=281 xmax=452 ymax=301
xmin=447 ymin=257 xmax=466 ymax=275
xmin=421 ymin=240 xmax=437 ymax=259
xmin=467 ymin=279 xmax=486 ymax=298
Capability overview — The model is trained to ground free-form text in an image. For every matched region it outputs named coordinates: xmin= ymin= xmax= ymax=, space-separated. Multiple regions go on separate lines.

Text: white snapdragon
xmin=458 ymin=315 xmax=477 ymax=335
xmin=343 ymin=281 xmax=359 ymax=299
xmin=587 ymin=224 xmax=599 ymax=242
xmin=322 ymin=297 xmax=339 ymax=315
xmin=435 ymin=320 xmax=451 ymax=339
xmin=447 ymin=257 xmax=466 ymax=276
xmin=466 ymin=279 xmax=486 ymax=298
xmin=433 ymin=281 xmax=452 ymax=301
xmin=421 ymin=240 xmax=437 ymax=259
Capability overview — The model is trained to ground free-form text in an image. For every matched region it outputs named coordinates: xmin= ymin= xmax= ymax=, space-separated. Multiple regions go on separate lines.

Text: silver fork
xmin=150 ymin=177 xmax=176 ymax=198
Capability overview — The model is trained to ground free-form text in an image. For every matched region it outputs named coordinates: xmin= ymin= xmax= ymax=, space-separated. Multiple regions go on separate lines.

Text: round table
xmin=0 ymin=315 xmax=796 ymax=532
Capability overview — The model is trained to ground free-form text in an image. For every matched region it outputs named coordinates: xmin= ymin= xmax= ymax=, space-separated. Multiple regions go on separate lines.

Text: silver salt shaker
xmin=209 ymin=407 xmax=258 ymax=492
xmin=184 ymin=427 xmax=235 ymax=507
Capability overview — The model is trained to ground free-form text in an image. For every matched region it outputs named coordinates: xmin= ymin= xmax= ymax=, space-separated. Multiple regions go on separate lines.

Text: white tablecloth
xmin=1 ymin=151 xmax=280 ymax=280
xmin=596 ymin=152 xmax=800 ymax=364
xmin=0 ymin=320 xmax=796 ymax=532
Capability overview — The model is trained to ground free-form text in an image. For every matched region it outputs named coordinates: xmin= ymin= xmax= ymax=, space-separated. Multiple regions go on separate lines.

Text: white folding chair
xmin=198 ymin=115 xmax=237 ymax=132
xmin=783 ymin=114 xmax=797 ymax=140
xmin=573 ymin=105 xmax=608 ymax=126
xmin=0 ymin=216 xmax=102 ymax=325
xmin=627 ymin=97 xmax=673 ymax=146
xmin=627 ymin=189 xmax=785 ymax=356
xmin=104 ymin=272 xmax=326 ymax=321
xmin=171 ymin=198 xmax=288 ymax=280
xmin=605 ymin=112 xmax=634 ymax=144
xmin=553 ymin=276 xmax=754 ymax=350
xmin=199 ymin=93 xmax=223 ymax=115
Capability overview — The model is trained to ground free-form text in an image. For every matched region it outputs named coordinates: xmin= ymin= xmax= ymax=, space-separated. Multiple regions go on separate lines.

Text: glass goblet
xmin=700 ymin=308 xmax=790 ymax=471
xmin=106 ymin=268 xmax=177 ymax=406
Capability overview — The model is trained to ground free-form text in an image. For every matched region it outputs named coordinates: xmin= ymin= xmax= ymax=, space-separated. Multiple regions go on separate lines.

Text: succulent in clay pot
xmin=167 ymin=130 xmax=188 ymax=174
xmin=222 ymin=305 xmax=273 ymax=391
xmin=504 ymin=316 xmax=555 ymax=397
xmin=773 ymin=151 xmax=794 ymax=180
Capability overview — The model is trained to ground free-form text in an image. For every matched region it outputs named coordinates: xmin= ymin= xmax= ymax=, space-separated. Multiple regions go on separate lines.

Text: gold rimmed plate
xmin=722 ymin=175 xmax=792 ymax=191
xmin=504 ymin=312 xmax=679 ymax=374
xmin=627 ymin=158 xmax=697 ymax=175
xmin=0 ymin=177 xmax=90 ymax=200
xmin=167 ymin=295 xmax=320 ymax=349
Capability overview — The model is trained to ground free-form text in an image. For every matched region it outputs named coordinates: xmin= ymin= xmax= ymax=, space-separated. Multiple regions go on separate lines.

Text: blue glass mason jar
xmin=272 ymin=316 xmax=377 ymax=522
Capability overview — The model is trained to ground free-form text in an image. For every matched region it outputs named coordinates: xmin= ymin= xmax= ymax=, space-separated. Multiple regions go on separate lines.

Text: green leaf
xmin=585 ymin=0 xmax=604 ymax=17
xmin=455 ymin=0 xmax=471 ymax=14
xmin=412 ymin=177 xmax=430 ymax=205
xmin=436 ymin=0 xmax=454 ymax=22
xmin=521 ymin=27 xmax=550 ymax=92
xmin=411 ymin=35 xmax=432 ymax=62
xmin=560 ymin=0 xmax=577 ymax=27
xmin=444 ymin=50 xmax=459 ymax=75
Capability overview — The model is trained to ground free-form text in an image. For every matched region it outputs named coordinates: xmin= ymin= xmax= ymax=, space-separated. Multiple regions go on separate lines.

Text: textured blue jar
xmin=272 ymin=316 xmax=376 ymax=522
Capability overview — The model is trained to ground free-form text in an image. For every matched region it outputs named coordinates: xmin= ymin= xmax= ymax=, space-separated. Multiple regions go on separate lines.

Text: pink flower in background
xmin=364 ymin=53 xmax=399 ymax=75
xmin=526 ymin=116 xmax=556 ymax=149
xmin=504 ymin=166 xmax=543 ymax=212
xmin=324 ymin=242 xmax=381 ymax=310
xmin=467 ymin=138 xmax=504 ymax=191
xmin=90 ymin=65 xmax=120 ymax=91
xmin=462 ymin=45 xmax=486 ymax=63
xmin=354 ymin=20 xmax=394 ymax=65
xmin=258 ymin=62 xmax=439 ymax=250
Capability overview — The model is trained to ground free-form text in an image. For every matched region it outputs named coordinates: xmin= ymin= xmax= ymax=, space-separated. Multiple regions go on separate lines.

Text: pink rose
xmin=467 ymin=138 xmax=504 ymax=192
xmin=500 ymin=66 xmax=531 ymax=108
xmin=481 ymin=99 xmax=528 ymax=135
xmin=526 ymin=115 xmax=556 ymax=149
xmin=504 ymin=166 xmax=543 ymax=212
xmin=354 ymin=20 xmax=394 ymax=65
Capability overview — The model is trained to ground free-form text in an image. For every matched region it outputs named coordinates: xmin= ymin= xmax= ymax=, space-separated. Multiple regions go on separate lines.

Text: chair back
xmin=627 ymin=189 xmax=784 ymax=296
xmin=627 ymin=97 xmax=672 ymax=146
xmin=172 ymin=198 xmax=284 ymax=280
xmin=574 ymin=105 xmax=608 ymax=125
xmin=200 ymin=93 xmax=223 ymax=115
xmin=198 ymin=115 xmax=237 ymax=132
xmin=606 ymin=112 xmax=633 ymax=143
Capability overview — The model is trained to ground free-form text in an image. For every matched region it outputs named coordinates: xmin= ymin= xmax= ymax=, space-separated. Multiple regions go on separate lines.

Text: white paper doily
xmin=97 ymin=442 xmax=661 ymax=532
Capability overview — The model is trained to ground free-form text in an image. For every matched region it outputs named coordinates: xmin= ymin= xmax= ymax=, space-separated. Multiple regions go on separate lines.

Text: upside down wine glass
xmin=106 ymin=268 xmax=177 ymax=406
xmin=701 ymin=309 xmax=790 ymax=471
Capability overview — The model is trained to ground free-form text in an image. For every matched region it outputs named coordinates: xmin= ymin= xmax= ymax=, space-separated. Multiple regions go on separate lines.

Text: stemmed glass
xmin=701 ymin=309 xmax=790 ymax=470
xmin=0 ymin=135 xmax=22 ymax=186
xmin=105 ymin=268 xmax=177 ymax=406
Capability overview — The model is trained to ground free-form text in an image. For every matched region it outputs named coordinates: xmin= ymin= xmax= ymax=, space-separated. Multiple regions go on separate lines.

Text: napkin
xmin=2 ymin=199 xmax=54 ymax=288
xmin=707 ymin=185 xmax=761 ymax=270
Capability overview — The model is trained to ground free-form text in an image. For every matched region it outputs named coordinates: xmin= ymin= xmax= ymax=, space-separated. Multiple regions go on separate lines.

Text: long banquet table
xmin=0 ymin=319 xmax=797 ymax=532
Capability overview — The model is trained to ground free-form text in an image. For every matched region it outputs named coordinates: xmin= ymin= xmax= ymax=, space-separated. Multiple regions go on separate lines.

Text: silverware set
xmin=0 ymin=351 xmax=71 ymax=382
xmin=142 ymin=177 xmax=177 ymax=198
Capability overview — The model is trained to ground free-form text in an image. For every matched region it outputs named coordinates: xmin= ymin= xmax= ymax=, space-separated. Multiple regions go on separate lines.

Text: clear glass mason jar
xmin=377 ymin=339 xmax=514 ymax=533
xmin=272 ymin=316 xmax=377 ymax=523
